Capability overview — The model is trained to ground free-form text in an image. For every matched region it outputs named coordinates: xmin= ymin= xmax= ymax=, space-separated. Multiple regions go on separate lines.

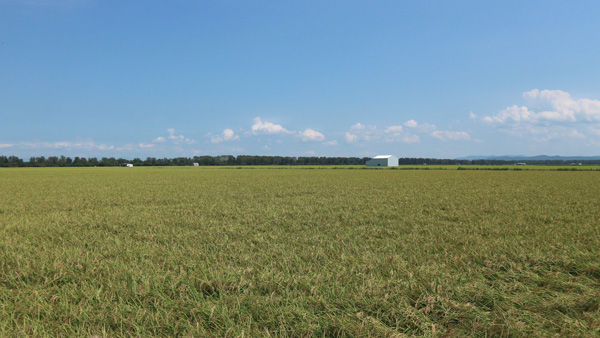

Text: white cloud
xmin=0 ymin=144 xmax=14 ymax=148
xmin=481 ymin=89 xmax=600 ymax=141
xmin=153 ymin=128 xmax=196 ymax=145
xmin=223 ymin=129 xmax=238 ymax=141
xmin=404 ymin=120 xmax=418 ymax=128
xmin=384 ymin=125 xmax=420 ymax=143
xmin=415 ymin=122 xmax=437 ymax=133
xmin=305 ymin=150 xmax=316 ymax=155
xmin=484 ymin=105 xmax=534 ymax=124
xmin=385 ymin=125 xmax=403 ymax=133
xmin=399 ymin=120 xmax=436 ymax=133
xmin=300 ymin=128 xmax=325 ymax=142
xmin=211 ymin=128 xmax=240 ymax=143
xmin=469 ymin=112 xmax=477 ymax=119
xmin=167 ymin=128 xmax=183 ymax=140
xmin=431 ymin=130 xmax=471 ymax=141
xmin=580 ymin=99 xmax=600 ymax=121
xmin=484 ymin=89 xmax=600 ymax=124
xmin=347 ymin=123 xmax=379 ymax=142
xmin=346 ymin=121 xmax=435 ymax=144
xmin=252 ymin=117 xmax=291 ymax=135
xmin=138 ymin=143 xmax=154 ymax=149
xmin=351 ymin=123 xmax=365 ymax=131
xmin=400 ymin=134 xmax=420 ymax=143
xmin=97 ymin=144 xmax=114 ymax=150
xmin=344 ymin=119 xmax=471 ymax=145
xmin=323 ymin=140 xmax=338 ymax=146
xmin=484 ymin=103 xmax=577 ymax=124
xmin=345 ymin=132 xmax=358 ymax=143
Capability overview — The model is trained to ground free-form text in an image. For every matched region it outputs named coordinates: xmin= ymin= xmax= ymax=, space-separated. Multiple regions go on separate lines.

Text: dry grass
xmin=0 ymin=167 xmax=599 ymax=337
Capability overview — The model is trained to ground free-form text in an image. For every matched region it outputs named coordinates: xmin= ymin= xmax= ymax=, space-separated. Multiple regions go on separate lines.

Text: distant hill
xmin=457 ymin=155 xmax=600 ymax=161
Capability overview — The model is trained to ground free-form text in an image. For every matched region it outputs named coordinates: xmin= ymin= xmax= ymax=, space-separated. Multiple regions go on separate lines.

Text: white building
xmin=366 ymin=155 xmax=398 ymax=167
xmin=125 ymin=163 xmax=134 ymax=167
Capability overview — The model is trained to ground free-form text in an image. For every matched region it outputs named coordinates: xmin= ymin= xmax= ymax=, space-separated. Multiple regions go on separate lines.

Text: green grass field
xmin=1 ymin=167 xmax=599 ymax=337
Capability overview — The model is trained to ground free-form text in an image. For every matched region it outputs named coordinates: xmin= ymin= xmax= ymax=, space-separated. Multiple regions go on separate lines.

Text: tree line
xmin=1 ymin=155 xmax=599 ymax=167
xmin=0 ymin=155 xmax=368 ymax=167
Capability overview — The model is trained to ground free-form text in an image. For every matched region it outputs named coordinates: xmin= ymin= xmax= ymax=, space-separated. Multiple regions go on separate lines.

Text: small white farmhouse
xmin=366 ymin=155 xmax=398 ymax=167
xmin=125 ymin=163 xmax=134 ymax=167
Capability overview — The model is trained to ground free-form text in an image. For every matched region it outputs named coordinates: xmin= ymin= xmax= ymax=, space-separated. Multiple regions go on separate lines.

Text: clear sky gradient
xmin=2 ymin=0 xmax=600 ymax=159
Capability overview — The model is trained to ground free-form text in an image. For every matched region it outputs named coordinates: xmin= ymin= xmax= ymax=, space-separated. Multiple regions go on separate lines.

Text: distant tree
xmin=8 ymin=156 xmax=23 ymax=167
xmin=145 ymin=157 xmax=157 ymax=166
xmin=47 ymin=156 xmax=59 ymax=166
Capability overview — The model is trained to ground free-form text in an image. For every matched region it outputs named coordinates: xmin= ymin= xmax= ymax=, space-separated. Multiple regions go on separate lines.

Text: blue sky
xmin=2 ymin=0 xmax=600 ymax=159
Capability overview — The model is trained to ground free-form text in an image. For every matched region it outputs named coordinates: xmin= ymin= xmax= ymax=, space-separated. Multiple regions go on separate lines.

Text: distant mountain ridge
xmin=457 ymin=155 xmax=600 ymax=161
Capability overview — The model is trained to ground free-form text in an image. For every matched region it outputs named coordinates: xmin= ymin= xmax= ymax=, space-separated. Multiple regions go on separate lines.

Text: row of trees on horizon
xmin=2 ymin=155 xmax=600 ymax=167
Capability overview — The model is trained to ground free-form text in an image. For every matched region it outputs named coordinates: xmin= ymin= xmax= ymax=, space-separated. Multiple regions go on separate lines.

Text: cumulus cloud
xmin=400 ymin=134 xmax=420 ymax=143
xmin=347 ymin=123 xmax=379 ymax=142
xmin=138 ymin=143 xmax=154 ymax=149
xmin=346 ymin=122 xmax=412 ymax=144
xmin=481 ymin=89 xmax=600 ymax=141
xmin=0 ymin=144 xmax=14 ymax=148
xmin=223 ymin=129 xmax=238 ymax=141
xmin=168 ymin=128 xmax=195 ymax=143
xmin=167 ymin=128 xmax=181 ymax=140
xmin=415 ymin=122 xmax=437 ymax=133
xmin=404 ymin=120 xmax=418 ymax=128
xmin=385 ymin=125 xmax=403 ymax=133
xmin=484 ymin=105 xmax=533 ymax=124
xmin=431 ymin=130 xmax=471 ymax=141
xmin=211 ymin=128 xmax=240 ymax=143
xmin=351 ymin=123 xmax=365 ymax=130
xmin=384 ymin=125 xmax=421 ymax=143
xmin=345 ymin=132 xmax=358 ymax=143
xmin=484 ymin=89 xmax=600 ymax=124
xmin=345 ymin=120 xmax=466 ymax=144
xmin=97 ymin=144 xmax=115 ymax=150
xmin=251 ymin=117 xmax=291 ymax=135
xmin=154 ymin=128 xmax=196 ymax=144
xmin=401 ymin=120 xmax=436 ymax=133
xmin=323 ymin=140 xmax=338 ymax=146
xmin=300 ymin=128 xmax=325 ymax=142
xmin=251 ymin=117 xmax=325 ymax=143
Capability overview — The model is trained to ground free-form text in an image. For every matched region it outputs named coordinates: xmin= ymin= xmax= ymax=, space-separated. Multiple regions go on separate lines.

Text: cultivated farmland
xmin=0 ymin=167 xmax=599 ymax=337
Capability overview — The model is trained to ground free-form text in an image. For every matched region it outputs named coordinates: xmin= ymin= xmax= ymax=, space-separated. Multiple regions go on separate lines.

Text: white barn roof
xmin=373 ymin=155 xmax=394 ymax=159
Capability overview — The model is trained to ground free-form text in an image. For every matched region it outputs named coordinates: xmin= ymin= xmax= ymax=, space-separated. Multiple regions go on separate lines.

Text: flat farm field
xmin=1 ymin=167 xmax=599 ymax=337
